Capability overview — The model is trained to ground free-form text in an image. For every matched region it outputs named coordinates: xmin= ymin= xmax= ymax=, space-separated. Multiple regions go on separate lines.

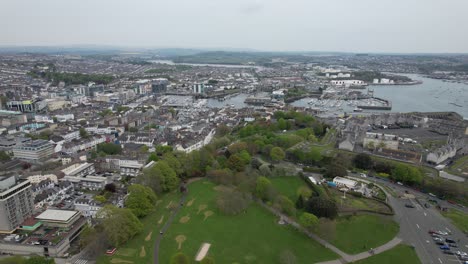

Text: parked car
xmin=446 ymin=238 xmax=456 ymax=243
xmin=449 ymin=243 xmax=458 ymax=248
xmin=405 ymin=203 xmax=415 ymax=208
xmin=436 ymin=241 xmax=446 ymax=245
xmin=440 ymin=245 xmax=450 ymax=250
xmin=397 ymin=182 xmax=403 ymax=186
xmin=443 ymin=250 xmax=455 ymax=255
xmin=424 ymin=203 xmax=431 ymax=208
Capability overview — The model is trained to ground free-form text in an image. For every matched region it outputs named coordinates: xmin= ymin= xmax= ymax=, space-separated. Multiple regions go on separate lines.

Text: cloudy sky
xmin=1 ymin=0 xmax=467 ymax=53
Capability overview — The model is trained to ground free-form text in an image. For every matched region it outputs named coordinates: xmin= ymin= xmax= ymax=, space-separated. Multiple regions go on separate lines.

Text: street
xmin=361 ymin=176 xmax=468 ymax=264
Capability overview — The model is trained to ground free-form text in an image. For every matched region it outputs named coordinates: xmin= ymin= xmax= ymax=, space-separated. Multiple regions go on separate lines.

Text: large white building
xmin=330 ymin=80 xmax=366 ymax=87
xmin=13 ymin=139 xmax=55 ymax=162
xmin=332 ymin=177 xmax=358 ymax=190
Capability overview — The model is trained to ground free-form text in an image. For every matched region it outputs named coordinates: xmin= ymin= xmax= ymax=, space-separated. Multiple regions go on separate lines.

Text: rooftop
xmin=36 ymin=209 xmax=79 ymax=222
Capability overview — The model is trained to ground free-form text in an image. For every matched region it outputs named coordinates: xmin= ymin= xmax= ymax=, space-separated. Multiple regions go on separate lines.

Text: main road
xmin=355 ymin=175 xmax=468 ymax=264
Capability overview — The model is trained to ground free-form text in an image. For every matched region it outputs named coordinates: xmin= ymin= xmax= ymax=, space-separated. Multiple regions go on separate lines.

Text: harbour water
xmin=197 ymin=74 xmax=468 ymax=118
xmin=292 ymin=74 xmax=468 ymax=118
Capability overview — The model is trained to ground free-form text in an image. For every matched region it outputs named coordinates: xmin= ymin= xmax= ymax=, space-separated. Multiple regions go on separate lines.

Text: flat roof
xmin=36 ymin=209 xmax=79 ymax=222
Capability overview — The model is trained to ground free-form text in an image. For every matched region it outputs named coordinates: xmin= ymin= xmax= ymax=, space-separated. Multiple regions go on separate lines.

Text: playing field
xmin=158 ymin=180 xmax=339 ymax=263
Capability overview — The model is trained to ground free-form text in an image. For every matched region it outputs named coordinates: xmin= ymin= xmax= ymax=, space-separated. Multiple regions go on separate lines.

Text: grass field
xmin=159 ymin=180 xmax=338 ymax=263
xmin=328 ymin=189 xmax=392 ymax=214
xmin=97 ymin=190 xmax=181 ymax=264
xmin=270 ymin=176 xmax=308 ymax=201
xmin=330 ymin=214 xmax=399 ymax=254
xmin=351 ymin=244 xmax=421 ymax=264
xmin=446 ymin=155 xmax=468 ymax=176
xmin=442 ymin=208 xmax=468 ymax=233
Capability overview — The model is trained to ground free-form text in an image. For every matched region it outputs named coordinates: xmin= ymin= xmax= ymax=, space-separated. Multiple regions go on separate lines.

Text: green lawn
xmin=97 ymin=190 xmax=181 ymax=264
xmin=159 ymin=180 xmax=338 ymax=263
xmin=446 ymin=155 xmax=468 ymax=176
xmin=270 ymin=176 xmax=309 ymax=201
xmin=442 ymin=208 xmax=468 ymax=233
xmin=330 ymin=214 xmax=399 ymax=254
xmin=352 ymin=244 xmax=421 ymax=264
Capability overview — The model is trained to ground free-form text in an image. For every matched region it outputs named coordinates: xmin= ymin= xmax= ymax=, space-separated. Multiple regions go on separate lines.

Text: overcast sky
xmin=1 ymin=0 xmax=468 ymax=53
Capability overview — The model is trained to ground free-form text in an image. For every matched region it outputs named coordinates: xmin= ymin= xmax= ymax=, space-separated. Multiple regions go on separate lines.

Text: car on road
xmin=440 ymin=245 xmax=450 ymax=250
xmin=405 ymin=203 xmax=415 ymax=208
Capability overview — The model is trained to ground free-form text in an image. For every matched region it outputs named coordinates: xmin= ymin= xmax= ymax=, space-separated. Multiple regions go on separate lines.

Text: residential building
xmin=12 ymin=140 xmax=55 ymax=162
xmin=0 ymin=176 xmax=34 ymax=233
xmin=363 ymin=132 xmax=399 ymax=150
xmin=74 ymin=198 xmax=102 ymax=218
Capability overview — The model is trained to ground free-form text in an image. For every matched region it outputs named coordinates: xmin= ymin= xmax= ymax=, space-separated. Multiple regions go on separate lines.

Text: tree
xmin=0 ymin=151 xmax=11 ymax=162
xmin=305 ymin=197 xmax=338 ymax=219
xmin=125 ymin=184 xmax=158 ymax=217
xmin=24 ymin=256 xmax=55 ymax=264
xmin=324 ymin=162 xmax=347 ymax=178
xmin=255 ymin=176 xmax=274 ymax=201
xmin=97 ymin=205 xmax=143 ymax=247
xmin=275 ymin=195 xmax=296 ymax=216
xmin=79 ymin=127 xmax=89 ymax=139
xmin=353 ymin=153 xmax=373 ymax=170
xmin=105 ymin=183 xmax=117 ymax=193
xmin=279 ymin=250 xmax=297 ymax=264
xmin=259 ymin=164 xmax=271 ymax=177
xmin=94 ymin=195 xmax=107 ymax=203
xmin=216 ymin=188 xmax=252 ymax=215
xmin=97 ymin=143 xmax=122 ymax=155
xmin=227 ymin=154 xmax=245 ymax=172
xmin=141 ymin=161 xmax=179 ymax=193
xmin=140 ymin=145 xmax=149 ymax=153
xmin=170 ymin=252 xmax=190 ymax=264
xmin=295 ymin=195 xmax=305 ymax=209
xmin=299 ymin=212 xmax=319 ymax=231
xmin=216 ymin=124 xmax=230 ymax=137
xmin=147 ymin=153 xmax=159 ymax=163
xmin=391 ymin=164 xmax=423 ymax=185
xmin=366 ymin=141 xmax=375 ymax=150
xmin=200 ymin=257 xmax=215 ymax=264
xmin=270 ymin=147 xmax=285 ymax=162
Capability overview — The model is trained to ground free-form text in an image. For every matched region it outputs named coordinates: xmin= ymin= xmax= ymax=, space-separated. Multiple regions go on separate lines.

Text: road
xmin=356 ymin=175 xmax=468 ymax=264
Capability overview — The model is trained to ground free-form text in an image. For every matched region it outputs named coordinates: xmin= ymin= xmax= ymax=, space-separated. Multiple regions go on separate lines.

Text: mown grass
xmin=158 ymin=180 xmax=338 ymax=263
xmin=97 ymin=190 xmax=181 ymax=264
xmin=330 ymin=214 xmax=399 ymax=254
xmin=351 ymin=244 xmax=421 ymax=264
xmin=442 ymin=208 xmax=468 ymax=233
